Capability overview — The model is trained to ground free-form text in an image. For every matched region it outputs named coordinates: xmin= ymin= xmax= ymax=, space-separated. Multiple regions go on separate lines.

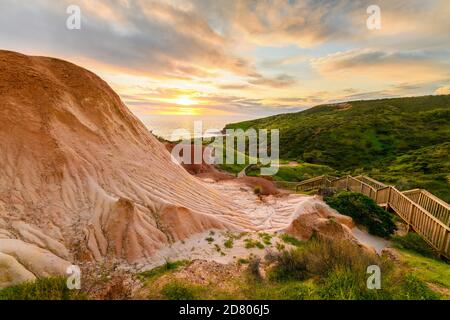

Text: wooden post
xmin=387 ymin=187 xmax=392 ymax=204
xmin=406 ymin=203 xmax=414 ymax=232
xmin=439 ymin=228 xmax=449 ymax=258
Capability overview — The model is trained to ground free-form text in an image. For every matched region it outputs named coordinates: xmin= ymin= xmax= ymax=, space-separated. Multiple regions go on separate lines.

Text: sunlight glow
xmin=175 ymin=95 xmax=196 ymax=106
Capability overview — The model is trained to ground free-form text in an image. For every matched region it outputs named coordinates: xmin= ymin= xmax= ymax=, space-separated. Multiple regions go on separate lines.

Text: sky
xmin=0 ymin=0 xmax=449 ymax=122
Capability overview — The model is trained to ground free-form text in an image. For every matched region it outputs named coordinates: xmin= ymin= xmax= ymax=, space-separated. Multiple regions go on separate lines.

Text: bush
xmin=269 ymin=238 xmax=380 ymax=282
xmin=248 ymin=257 xmax=262 ymax=280
xmin=325 ymin=191 xmax=397 ymax=238
xmin=0 ymin=277 xmax=87 ymax=300
xmin=268 ymin=249 xmax=309 ymax=282
xmin=392 ymin=233 xmax=436 ymax=258
xmin=224 ymin=239 xmax=234 ymax=249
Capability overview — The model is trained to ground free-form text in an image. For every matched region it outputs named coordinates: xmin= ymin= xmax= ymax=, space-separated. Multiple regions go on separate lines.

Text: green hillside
xmin=225 ymin=95 xmax=450 ymax=201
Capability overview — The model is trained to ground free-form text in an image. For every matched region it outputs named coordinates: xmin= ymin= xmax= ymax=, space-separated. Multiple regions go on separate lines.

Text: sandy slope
xmin=0 ymin=51 xmax=365 ymax=288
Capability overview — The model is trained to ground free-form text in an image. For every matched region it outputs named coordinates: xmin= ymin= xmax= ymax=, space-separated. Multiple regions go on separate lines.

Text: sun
xmin=175 ymin=95 xmax=196 ymax=106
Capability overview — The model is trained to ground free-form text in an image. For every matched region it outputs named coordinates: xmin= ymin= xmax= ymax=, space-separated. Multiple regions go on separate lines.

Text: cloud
xmin=435 ymin=86 xmax=450 ymax=95
xmin=217 ymin=83 xmax=249 ymax=90
xmin=0 ymin=0 xmax=255 ymax=80
xmin=249 ymin=74 xmax=296 ymax=88
xmin=311 ymin=48 xmax=450 ymax=82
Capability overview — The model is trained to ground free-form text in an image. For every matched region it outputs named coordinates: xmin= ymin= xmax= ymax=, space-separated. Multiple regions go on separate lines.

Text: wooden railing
xmin=403 ymin=189 xmax=450 ymax=226
xmin=294 ymin=175 xmax=450 ymax=258
xmin=295 ymin=176 xmax=328 ymax=192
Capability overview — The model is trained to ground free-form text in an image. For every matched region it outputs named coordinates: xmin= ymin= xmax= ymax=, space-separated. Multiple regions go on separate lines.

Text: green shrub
xmin=268 ymin=249 xmax=309 ymax=282
xmin=244 ymin=238 xmax=264 ymax=249
xmin=269 ymin=239 xmax=380 ymax=282
xmin=0 ymin=277 xmax=87 ymax=300
xmin=205 ymin=237 xmax=214 ymax=243
xmin=325 ymin=191 xmax=397 ymax=238
xmin=258 ymin=233 xmax=272 ymax=245
xmin=248 ymin=257 xmax=262 ymax=280
xmin=392 ymin=233 xmax=436 ymax=258
xmin=224 ymin=239 xmax=234 ymax=249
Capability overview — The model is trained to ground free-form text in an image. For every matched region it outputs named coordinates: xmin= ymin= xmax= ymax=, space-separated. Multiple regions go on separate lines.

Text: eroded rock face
xmin=284 ymin=196 xmax=356 ymax=242
xmin=0 ymin=252 xmax=36 ymax=288
xmin=0 ymin=50 xmax=255 ymax=286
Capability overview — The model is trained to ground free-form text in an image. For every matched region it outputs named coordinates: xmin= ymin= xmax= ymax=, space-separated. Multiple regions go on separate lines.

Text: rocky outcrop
xmin=0 ymin=50 xmax=254 ymax=286
xmin=284 ymin=196 xmax=356 ymax=242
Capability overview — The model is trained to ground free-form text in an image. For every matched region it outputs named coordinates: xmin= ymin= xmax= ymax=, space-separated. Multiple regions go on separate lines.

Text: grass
xmin=141 ymin=237 xmax=446 ymax=300
xmin=0 ymin=277 xmax=87 ymax=300
xmin=224 ymin=238 xmax=234 ymax=249
xmin=248 ymin=163 xmax=336 ymax=182
xmin=205 ymin=236 xmax=214 ymax=244
xmin=244 ymin=238 xmax=265 ymax=249
xmin=395 ymin=248 xmax=450 ymax=289
xmin=161 ymin=281 xmax=204 ymax=300
xmin=258 ymin=233 xmax=272 ymax=245
xmin=392 ymin=233 xmax=437 ymax=258
xmin=138 ymin=260 xmax=189 ymax=282
xmin=280 ymin=234 xmax=303 ymax=247
xmin=325 ymin=191 xmax=397 ymax=238
xmin=225 ymin=95 xmax=450 ymax=201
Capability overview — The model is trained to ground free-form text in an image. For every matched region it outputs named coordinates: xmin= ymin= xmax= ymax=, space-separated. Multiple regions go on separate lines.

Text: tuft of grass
xmin=205 ymin=237 xmax=215 ymax=244
xmin=214 ymin=244 xmax=226 ymax=256
xmin=0 ymin=277 xmax=87 ymax=300
xmin=224 ymin=239 xmax=234 ymax=249
xmin=244 ymin=238 xmax=265 ymax=249
xmin=280 ymin=234 xmax=302 ymax=247
xmin=138 ymin=260 xmax=189 ymax=281
xmin=258 ymin=233 xmax=272 ymax=245
xmin=325 ymin=191 xmax=397 ymax=238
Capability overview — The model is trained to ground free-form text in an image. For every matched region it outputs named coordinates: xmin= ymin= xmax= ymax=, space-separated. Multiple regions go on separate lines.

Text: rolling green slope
xmin=226 ymin=95 xmax=450 ymax=170
xmin=225 ymin=95 xmax=450 ymax=201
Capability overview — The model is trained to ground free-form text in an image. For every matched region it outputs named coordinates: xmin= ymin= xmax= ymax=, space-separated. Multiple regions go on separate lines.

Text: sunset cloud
xmin=0 ymin=0 xmax=448 ymax=121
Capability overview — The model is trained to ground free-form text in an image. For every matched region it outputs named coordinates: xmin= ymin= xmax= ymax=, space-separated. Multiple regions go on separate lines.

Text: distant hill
xmin=225 ymin=95 xmax=450 ymax=201
xmin=226 ymin=95 xmax=450 ymax=169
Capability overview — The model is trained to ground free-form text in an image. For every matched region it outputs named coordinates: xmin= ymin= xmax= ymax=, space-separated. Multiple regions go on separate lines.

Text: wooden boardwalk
xmin=290 ymin=175 xmax=450 ymax=258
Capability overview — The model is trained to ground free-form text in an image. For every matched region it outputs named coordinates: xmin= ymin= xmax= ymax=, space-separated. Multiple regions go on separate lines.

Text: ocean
xmin=137 ymin=114 xmax=256 ymax=140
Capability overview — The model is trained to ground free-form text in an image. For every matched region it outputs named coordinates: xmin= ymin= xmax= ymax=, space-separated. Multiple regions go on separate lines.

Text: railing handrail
xmin=389 ymin=186 xmax=450 ymax=231
xmin=290 ymin=174 xmax=449 ymax=258
xmin=417 ymin=189 xmax=450 ymax=210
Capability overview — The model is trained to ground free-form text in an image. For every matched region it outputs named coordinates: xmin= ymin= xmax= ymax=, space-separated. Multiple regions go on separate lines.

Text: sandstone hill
xmin=0 ymin=51 xmax=257 ymax=287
